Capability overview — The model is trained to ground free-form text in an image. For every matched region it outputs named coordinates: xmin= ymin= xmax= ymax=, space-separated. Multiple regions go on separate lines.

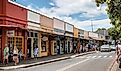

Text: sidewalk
xmin=117 ymin=68 xmax=121 ymax=71
xmin=0 ymin=51 xmax=96 ymax=70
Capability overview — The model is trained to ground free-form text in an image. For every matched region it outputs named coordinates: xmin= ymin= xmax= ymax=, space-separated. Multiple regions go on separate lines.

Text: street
xmin=4 ymin=51 xmax=115 ymax=71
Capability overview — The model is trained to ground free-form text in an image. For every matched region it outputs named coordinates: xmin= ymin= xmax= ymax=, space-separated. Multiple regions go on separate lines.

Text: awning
xmin=0 ymin=24 xmax=27 ymax=30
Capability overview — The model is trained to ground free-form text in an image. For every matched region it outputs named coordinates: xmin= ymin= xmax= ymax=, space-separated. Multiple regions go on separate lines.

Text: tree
xmin=95 ymin=0 xmax=121 ymax=41
xmin=95 ymin=0 xmax=121 ymax=26
xmin=108 ymin=27 xmax=119 ymax=40
xmin=95 ymin=28 xmax=106 ymax=33
xmin=108 ymin=26 xmax=121 ymax=45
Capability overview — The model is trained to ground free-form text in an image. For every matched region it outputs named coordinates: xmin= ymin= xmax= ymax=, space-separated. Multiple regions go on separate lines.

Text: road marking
xmin=86 ymin=56 xmax=91 ymax=58
xmin=92 ymin=56 xmax=96 ymax=58
xmin=97 ymin=56 xmax=102 ymax=58
xmin=109 ymin=56 xmax=113 ymax=58
xmin=57 ymin=59 xmax=89 ymax=71
xmin=70 ymin=55 xmax=76 ymax=58
xmin=104 ymin=56 xmax=108 ymax=58
xmin=76 ymin=55 xmax=113 ymax=59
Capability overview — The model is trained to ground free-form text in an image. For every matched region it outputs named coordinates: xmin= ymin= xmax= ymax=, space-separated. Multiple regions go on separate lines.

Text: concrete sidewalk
xmin=107 ymin=56 xmax=120 ymax=71
xmin=0 ymin=51 xmax=96 ymax=70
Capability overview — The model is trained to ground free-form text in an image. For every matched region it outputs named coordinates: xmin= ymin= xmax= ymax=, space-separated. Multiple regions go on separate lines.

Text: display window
xmin=41 ymin=40 xmax=46 ymax=52
xmin=8 ymin=37 xmax=24 ymax=54
xmin=54 ymin=42 xmax=57 ymax=53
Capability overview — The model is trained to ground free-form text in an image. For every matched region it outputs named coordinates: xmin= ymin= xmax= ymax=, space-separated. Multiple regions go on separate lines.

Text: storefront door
xmin=68 ymin=41 xmax=70 ymax=53
xmin=27 ymin=37 xmax=38 ymax=58
xmin=27 ymin=38 xmax=32 ymax=58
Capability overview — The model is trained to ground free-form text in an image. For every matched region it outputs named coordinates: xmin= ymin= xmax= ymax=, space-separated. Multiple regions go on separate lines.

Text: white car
xmin=100 ymin=45 xmax=111 ymax=52
xmin=110 ymin=45 xmax=116 ymax=51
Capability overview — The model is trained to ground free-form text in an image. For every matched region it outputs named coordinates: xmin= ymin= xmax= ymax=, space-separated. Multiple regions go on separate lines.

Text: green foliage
xmin=95 ymin=0 xmax=121 ymax=39
xmin=95 ymin=28 xmax=106 ymax=33
xmin=108 ymin=26 xmax=121 ymax=40
xmin=95 ymin=0 xmax=121 ymax=26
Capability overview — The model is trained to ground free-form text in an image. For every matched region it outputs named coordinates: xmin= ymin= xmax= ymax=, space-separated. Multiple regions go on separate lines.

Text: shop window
xmin=30 ymin=32 xmax=33 ymax=37
xmin=27 ymin=32 xmax=30 ymax=37
xmin=8 ymin=37 xmax=23 ymax=54
xmin=54 ymin=42 xmax=57 ymax=53
xmin=41 ymin=40 xmax=46 ymax=52
xmin=16 ymin=37 xmax=23 ymax=51
xmin=35 ymin=33 xmax=38 ymax=37
xmin=33 ymin=38 xmax=38 ymax=48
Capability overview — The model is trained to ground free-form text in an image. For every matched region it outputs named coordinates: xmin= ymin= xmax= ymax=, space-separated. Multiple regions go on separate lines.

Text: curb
xmin=69 ymin=51 xmax=96 ymax=58
xmin=0 ymin=51 xmax=96 ymax=70
xmin=107 ymin=55 xmax=117 ymax=71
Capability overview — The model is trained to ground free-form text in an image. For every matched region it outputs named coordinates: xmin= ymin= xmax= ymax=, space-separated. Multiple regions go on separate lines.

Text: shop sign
xmin=54 ymin=28 xmax=64 ymax=34
xmin=89 ymin=32 xmax=98 ymax=38
xmin=7 ymin=30 xmax=14 ymax=37
xmin=53 ymin=18 xmax=65 ymax=30
xmin=42 ymin=36 xmax=48 ymax=41
xmin=66 ymin=23 xmax=73 ymax=32
xmin=28 ymin=11 xmax=40 ymax=23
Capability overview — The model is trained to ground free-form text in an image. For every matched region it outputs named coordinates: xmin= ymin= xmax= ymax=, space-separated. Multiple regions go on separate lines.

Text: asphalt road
xmin=4 ymin=51 xmax=115 ymax=71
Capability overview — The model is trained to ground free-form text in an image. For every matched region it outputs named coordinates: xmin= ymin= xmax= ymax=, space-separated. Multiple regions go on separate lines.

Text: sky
xmin=14 ymin=0 xmax=113 ymax=31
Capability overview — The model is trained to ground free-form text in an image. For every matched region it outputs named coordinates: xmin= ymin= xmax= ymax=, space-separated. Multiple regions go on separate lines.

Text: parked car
xmin=110 ymin=45 xmax=116 ymax=51
xmin=100 ymin=45 xmax=111 ymax=52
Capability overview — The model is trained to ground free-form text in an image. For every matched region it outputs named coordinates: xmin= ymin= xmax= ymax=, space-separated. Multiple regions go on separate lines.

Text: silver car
xmin=100 ymin=45 xmax=111 ymax=52
xmin=110 ymin=45 xmax=116 ymax=51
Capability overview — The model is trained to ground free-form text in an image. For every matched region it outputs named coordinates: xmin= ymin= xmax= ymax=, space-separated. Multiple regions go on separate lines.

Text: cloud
xmin=50 ymin=0 xmax=107 ymax=17
xmin=24 ymin=0 xmax=111 ymax=31
xmin=49 ymin=2 xmax=55 ymax=6
xmin=79 ymin=19 xmax=113 ymax=31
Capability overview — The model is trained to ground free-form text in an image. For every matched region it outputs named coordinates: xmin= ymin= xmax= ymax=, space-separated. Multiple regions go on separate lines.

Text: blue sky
xmin=14 ymin=0 xmax=112 ymax=31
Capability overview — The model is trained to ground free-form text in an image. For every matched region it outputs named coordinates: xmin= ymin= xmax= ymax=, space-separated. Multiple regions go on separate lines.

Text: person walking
xmin=13 ymin=46 xmax=19 ymax=65
xmin=3 ymin=44 xmax=9 ymax=64
xmin=116 ymin=42 xmax=121 ymax=70
xmin=34 ymin=45 xmax=38 ymax=59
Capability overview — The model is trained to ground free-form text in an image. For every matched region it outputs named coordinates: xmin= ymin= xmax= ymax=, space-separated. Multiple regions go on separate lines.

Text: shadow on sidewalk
xmin=0 ymin=53 xmax=73 ymax=67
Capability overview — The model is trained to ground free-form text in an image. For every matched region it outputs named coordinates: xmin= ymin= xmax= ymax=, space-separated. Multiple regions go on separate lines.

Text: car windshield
xmin=101 ymin=45 xmax=109 ymax=48
xmin=102 ymin=45 xmax=109 ymax=47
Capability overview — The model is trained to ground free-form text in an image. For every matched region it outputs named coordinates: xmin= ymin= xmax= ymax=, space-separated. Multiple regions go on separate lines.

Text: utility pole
xmin=91 ymin=18 xmax=93 ymax=32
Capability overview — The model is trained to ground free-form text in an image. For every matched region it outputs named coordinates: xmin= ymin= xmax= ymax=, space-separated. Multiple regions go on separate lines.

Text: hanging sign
xmin=7 ymin=30 xmax=14 ymax=37
xmin=42 ymin=36 xmax=48 ymax=41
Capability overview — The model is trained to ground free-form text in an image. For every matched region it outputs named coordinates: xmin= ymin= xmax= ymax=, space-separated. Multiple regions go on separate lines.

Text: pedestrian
xmin=13 ymin=45 xmax=19 ymax=65
xmin=116 ymin=42 xmax=121 ymax=69
xmin=34 ymin=45 xmax=38 ymax=59
xmin=3 ymin=44 xmax=9 ymax=64
xmin=19 ymin=48 xmax=24 ymax=62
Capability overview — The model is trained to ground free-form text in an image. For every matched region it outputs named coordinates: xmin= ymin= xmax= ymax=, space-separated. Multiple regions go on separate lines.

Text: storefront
xmin=89 ymin=32 xmax=99 ymax=45
xmin=78 ymin=29 xmax=85 ymax=52
xmin=0 ymin=0 xmax=27 ymax=62
xmin=65 ymin=23 xmax=74 ymax=53
xmin=40 ymin=15 xmax=54 ymax=57
xmin=98 ymin=34 xmax=105 ymax=47
xmin=27 ymin=10 xmax=40 ymax=58
xmin=74 ymin=27 xmax=79 ymax=53
xmin=53 ymin=18 xmax=65 ymax=55
xmin=84 ymin=31 xmax=89 ymax=45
